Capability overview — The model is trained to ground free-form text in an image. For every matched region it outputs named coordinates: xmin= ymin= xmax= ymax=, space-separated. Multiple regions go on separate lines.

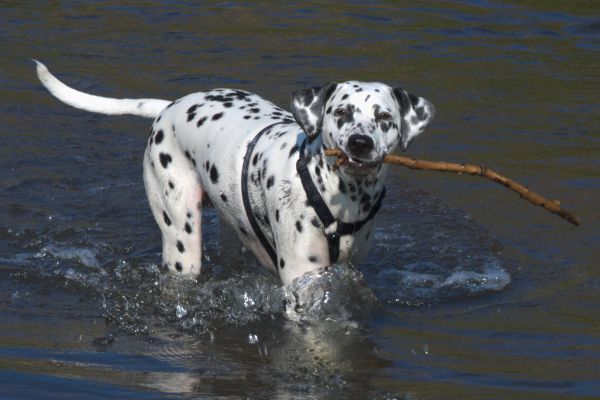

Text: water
xmin=1 ymin=1 xmax=599 ymax=398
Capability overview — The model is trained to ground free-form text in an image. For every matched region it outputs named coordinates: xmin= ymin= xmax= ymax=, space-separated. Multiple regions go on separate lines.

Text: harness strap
xmin=241 ymin=122 xmax=287 ymax=268
xmin=296 ymin=139 xmax=386 ymax=264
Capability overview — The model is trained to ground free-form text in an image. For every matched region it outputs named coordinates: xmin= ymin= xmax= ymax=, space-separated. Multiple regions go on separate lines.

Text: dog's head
xmin=291 ymin=81 xmax=435 ymax=176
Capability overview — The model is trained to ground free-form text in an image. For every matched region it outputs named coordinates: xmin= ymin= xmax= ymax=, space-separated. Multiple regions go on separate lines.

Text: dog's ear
xmin=291 ymin=82 xmax=337 ymax=140
xmin=393 ymin=87 xmax=435 ymax=150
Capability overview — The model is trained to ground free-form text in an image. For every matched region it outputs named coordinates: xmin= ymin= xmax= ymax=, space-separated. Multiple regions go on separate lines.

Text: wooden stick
xmin=324 ymin=149 xmax=581 ymax=226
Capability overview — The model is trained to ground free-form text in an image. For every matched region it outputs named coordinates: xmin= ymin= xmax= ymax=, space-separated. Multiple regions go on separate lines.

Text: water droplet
xmin=242 ymin=292 xmax=255 ymax=308
xmin=175 ymin=303 xmax=188 ymax=319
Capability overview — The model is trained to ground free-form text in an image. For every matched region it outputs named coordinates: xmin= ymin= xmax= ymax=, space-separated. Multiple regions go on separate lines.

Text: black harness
xmin=241 ymin=122 xmax=286 ymax=267
xmin=241 ymin=124 xmax=386 ymax=268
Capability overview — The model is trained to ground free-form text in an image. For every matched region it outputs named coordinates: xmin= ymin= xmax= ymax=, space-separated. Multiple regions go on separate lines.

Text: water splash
xmin=35 ymin=244 xmax=100 ymax=269
xmin=2 ymin=180 xmax=511 ymax=334
xmin=374 ymin=257 xmax=510 ymax=306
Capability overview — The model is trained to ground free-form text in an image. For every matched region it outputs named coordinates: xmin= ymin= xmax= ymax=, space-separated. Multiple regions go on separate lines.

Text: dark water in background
xmin=1 ymin=1 xmax=599 ymax=399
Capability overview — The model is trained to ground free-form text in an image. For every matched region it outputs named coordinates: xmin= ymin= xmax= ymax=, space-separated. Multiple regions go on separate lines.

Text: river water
xmin=1 ymin=1 xmax=599 ymax=399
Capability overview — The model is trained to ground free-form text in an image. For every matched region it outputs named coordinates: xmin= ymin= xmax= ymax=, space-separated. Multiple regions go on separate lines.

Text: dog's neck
xmin=302 ymin=138 xmax=387 ymax=223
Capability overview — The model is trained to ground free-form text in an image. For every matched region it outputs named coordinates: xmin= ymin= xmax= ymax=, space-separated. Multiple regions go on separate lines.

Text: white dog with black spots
xmin=35 ymin=61 xmax=434 ymax=285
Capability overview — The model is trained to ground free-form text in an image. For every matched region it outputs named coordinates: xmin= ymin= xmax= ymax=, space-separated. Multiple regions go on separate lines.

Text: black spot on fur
xmin=168 ymin=181 xmax=175 ymax=190
xmin=210 ymin=165 xmax=219 ymax=183
xmin=154 ymin=130 xmax=164 ymax=144
xmin=239 ymin=226 xmax=248 ymax=236
xmin=175 ymin=262 xmax=182 ymax=272
xmin=196 ymin=116 xmax=207 ymax=127
xmin=338 ymin=180 xmax=347 ymax=193
xmin=185 ymin=223 xmax=192 ymax=234
xmin=279 ymin=258 xmax=285 ymax=269
xmin=295 ymin=221 xmax=303 ymax=232
xmin=163 ymin=211 xmax=172 ymax=226
xmin=204 ymin=94 xmax=222 ymax=102
xmin=266 ymin=175 xmax=275 ymax=189
xmin=159 ymin=153 xmax=172 ymax=168
xmin=308 ymin=255 xmax=319 ymax=263
xmin=311 ymin=217 xmax=321 ymax=228
xmin=220 ymin=193 xmax=228 ymax=202
xmin=205 ymin=161 xmax=210 ymax=172
xmin=252 ymin=153 xmax=259 ymax=166
xmin=223 ymin=102 xmax=233 ymax=108
xmin=177 ymin=241 xmax=185 ymax=253
xmin=185 ymin=150 xmax=192 ymax=160
xmin=212 ymin=112 xmax=223 ymax=121
xmin=275 ymin=209 xmax=280 ymax=222
xmin=289 ymin=145 xmax=298 ymax=157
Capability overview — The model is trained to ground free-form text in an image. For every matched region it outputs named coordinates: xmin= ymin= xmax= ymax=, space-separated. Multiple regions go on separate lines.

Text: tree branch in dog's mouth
xmin=324 ymin=148 xmax=581 ymax=227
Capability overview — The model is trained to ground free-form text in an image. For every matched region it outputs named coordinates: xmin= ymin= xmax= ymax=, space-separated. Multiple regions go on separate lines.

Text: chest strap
xmin=241 ymin=122 xmax=288 ymax=268
xmin=296 ymin=139 xmax=386 ymax=264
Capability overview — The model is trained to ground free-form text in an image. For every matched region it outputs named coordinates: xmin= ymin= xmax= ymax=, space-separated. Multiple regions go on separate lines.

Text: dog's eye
xmin=378 ymin=112 xmax=392 ymax=122
xmin=334 ymin=108 xmax=346 ymax=117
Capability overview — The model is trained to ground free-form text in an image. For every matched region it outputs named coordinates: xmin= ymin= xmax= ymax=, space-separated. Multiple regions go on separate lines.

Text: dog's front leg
xmin=270 ymin=216 xmax=331 ymax=285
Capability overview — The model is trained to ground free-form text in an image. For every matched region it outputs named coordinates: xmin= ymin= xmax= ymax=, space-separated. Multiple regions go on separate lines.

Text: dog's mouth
xmin=339 ymin=156 xmax=382 ymax=175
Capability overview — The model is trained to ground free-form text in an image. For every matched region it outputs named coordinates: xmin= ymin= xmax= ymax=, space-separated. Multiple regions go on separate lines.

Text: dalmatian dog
xmin=35 ymin=61 xmax=434 ymax=285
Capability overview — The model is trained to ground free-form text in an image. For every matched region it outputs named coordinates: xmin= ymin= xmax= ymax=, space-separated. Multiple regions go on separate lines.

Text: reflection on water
xmin=1 ymin=0 xmax=599 ymax=398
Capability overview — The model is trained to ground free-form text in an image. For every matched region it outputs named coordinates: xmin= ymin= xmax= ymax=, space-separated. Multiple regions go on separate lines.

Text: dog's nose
xmin=347 ymin=134 xmax=374 ymax=155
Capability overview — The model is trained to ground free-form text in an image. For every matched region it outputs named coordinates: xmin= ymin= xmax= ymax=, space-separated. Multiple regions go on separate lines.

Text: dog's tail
xmin=34 ymin=60 xmax=171 ymax=119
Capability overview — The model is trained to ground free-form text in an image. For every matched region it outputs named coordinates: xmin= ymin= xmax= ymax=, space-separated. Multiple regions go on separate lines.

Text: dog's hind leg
xmin=143 ymin=126 xmax=203 ymax=277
